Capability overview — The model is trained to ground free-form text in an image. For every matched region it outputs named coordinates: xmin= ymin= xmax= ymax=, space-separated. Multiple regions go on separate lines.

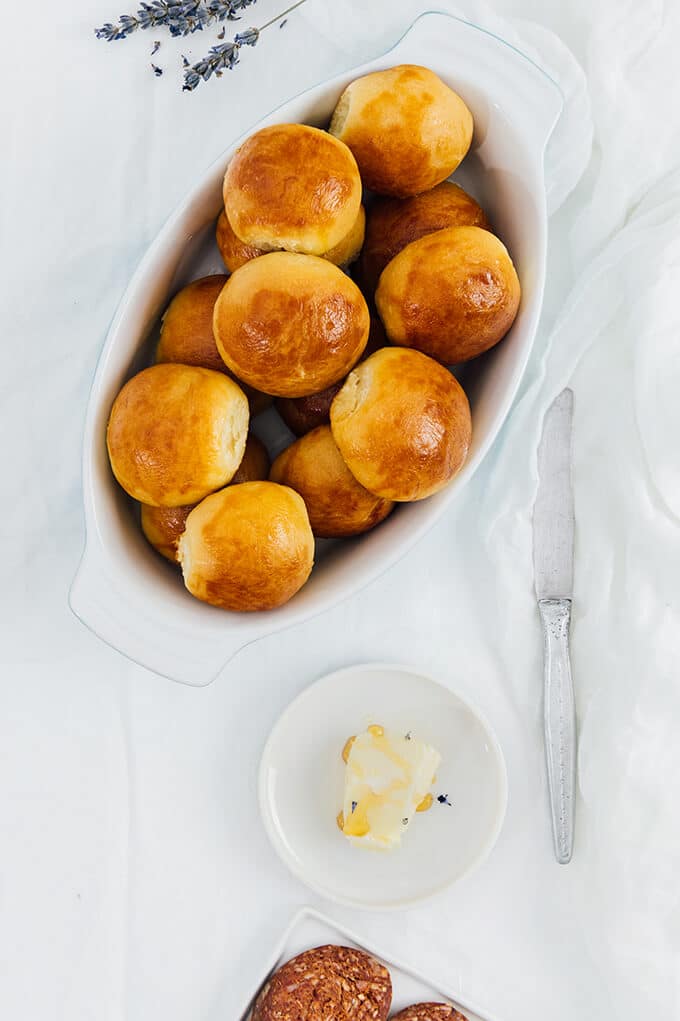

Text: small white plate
xmin=258 ymin=663 xmax=507 ymax=910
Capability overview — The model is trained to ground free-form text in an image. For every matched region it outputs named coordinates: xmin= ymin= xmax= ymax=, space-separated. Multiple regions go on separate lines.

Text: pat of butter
xmin=341 ymin=726 xmax=441 ymax=849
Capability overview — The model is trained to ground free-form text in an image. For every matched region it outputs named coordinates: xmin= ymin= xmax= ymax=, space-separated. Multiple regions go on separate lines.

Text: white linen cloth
xmin=2 ymin=1 xmax=679 ymax=1018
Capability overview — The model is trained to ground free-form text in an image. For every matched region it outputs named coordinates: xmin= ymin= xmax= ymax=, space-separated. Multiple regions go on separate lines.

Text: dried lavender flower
xmin=234 ymin=27 xmax=258 ymax=46
xmin=151 ymin=62 xmax=163 ymax=75
xmin=95 ymin=0 xmax=259 ymax=42
xmin=151 ymin=39 xmax=161 ymax=53
xmin=182 ymin=0 xmax=306 ymax=91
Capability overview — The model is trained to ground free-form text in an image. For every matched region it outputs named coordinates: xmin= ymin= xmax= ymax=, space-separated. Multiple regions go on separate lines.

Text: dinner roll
xmin=275 ymin=313 xmax=386 ymax=436
xmin=252 ymin=945 xmax=392 ymax=1021
xmin=270 ymin=426 xmax=394 ymax=538
xmin=359 ymin=182 xmax=489 ymax=294
xmin=376 ymin=226 xmax=520 ymax=364
xmin=140 ymin=433 xmax=270 ymax=562
xmin=156 ymin=275 xmax=271 ymax=417
xmin=216 ymin=206 xmax=365 ymax=272
xmin=178 ymin=482 xmax=314 ymax=611
xmin=141 ymin=504 xmax=192 ymax=563
xmin=330 ymin=348 xmax=471 ymax=501
xmin=223 ymin=124 xmax=362 ymax=255
xmin=329 ymin=65 xmax=473 ymax=197
xmin=213 ymin=252 xmax=370 ymax=397
xmin=156 ymin=275 xmax=228 ymax=374
xmin=107 ymin=363 xmax=249 ymax=506
xmin=215 ymin=211 xmax=263 ymax=273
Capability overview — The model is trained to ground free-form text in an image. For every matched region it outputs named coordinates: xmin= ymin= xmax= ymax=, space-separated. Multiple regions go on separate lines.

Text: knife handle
xmin=538 ymin=598 xmax=576 ymax=864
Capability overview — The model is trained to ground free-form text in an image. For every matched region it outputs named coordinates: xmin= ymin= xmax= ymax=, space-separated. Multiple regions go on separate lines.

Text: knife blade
xmin=532 ymin=388 xmax=576 ymax=864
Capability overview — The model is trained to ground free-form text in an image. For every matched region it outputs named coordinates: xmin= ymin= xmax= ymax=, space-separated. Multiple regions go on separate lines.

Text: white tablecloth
xmin=3 ymin=1 xmax=679 ymax=1018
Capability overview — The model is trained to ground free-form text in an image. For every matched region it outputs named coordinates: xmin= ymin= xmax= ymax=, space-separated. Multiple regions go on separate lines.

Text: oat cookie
xmin=391 ymin=1004 xmax=467 ymax=1021
xmin=252 ymin=945 xmax=392 ymax=1021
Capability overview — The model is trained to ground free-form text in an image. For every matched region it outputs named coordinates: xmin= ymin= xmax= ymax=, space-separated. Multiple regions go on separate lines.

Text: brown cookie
xmin=391 ymin=1004 xmax=468 ymax=1021
xmin=252 ymin=945 xmax=392 ymax=1021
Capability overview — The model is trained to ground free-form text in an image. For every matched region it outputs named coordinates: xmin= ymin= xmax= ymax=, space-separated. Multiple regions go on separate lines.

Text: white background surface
xmin=2 ymin=1 xmax=680 ymax=1019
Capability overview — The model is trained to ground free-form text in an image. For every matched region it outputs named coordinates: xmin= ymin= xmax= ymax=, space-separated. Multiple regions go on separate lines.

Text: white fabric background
xmin=2 ymin=1 xmax=680 ymax=1019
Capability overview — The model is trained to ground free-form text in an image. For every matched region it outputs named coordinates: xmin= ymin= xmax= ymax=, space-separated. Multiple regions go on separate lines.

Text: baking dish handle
xmin=69 ymin=546 xmax=254 ymax=686
xmin=394 ymin=11 xmax=564 ymax=155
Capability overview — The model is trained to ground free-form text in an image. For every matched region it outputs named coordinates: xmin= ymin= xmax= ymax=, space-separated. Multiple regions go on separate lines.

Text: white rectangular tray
xmin=233 ymin=907 xmax=499 ymax=1021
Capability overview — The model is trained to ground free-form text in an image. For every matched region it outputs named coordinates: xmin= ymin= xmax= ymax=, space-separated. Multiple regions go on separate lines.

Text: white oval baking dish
xmin=70 ymin=11 xmax=563 ymax=685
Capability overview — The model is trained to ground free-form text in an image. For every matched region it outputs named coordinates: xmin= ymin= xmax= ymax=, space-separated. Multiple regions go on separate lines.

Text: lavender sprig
xmin=95 ymin=0 xmax=258 ymax=41
xmin=182 ymin=0 xmax=304 ymax=90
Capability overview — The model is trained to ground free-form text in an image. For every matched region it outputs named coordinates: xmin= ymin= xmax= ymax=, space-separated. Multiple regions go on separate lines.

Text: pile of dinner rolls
xmin=106 ymin=64 xmax=521 ymax=613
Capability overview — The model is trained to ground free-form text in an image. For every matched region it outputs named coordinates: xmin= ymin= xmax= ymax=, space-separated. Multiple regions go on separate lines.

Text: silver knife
xmin=532 ymin=388 xmax=576 ymax=864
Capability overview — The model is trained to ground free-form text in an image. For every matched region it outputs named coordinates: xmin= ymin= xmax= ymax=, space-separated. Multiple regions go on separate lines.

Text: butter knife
xmin=532 ymin=388 xmax=576 ymax=864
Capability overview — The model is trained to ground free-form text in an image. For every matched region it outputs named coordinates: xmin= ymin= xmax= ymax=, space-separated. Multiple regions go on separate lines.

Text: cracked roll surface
xmin=330 ymin=348 xmax=471 ymax=502
xmin=213 ymin=252 xmax=370 ymax=398
xmin=375 ymin=226 xmax=520 ymax=365
xmin=178 ymin=481 xmax=313 ymax=611
xmin=270 ymin=426 xmax=394 ymax=538
xmin=358 ymin=182 xmax=489 ymax=295
xmin=329 ymin=65 xmax=473 ymax=197
xmin=107 ymin=363 xmax=249 ymax=507
xmin=223 ymin=124 xmax=362 ymax=255
xmin=391 ymin=1004 xmax=468 ymax=1021
xmin=251 ymin=945 xmax=392 ymax=1021
xmin=140 ymin=433 xmax=270 ymax=562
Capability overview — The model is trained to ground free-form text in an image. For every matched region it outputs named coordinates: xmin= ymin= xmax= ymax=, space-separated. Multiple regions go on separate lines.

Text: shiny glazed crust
xmin=392 ymin=1004 xmax=468 ymax=1021
xmin=274 ymin=313 xmax=385 ymax=436
xmin=375 ymin=226 xmax=521 ymax=364
xmin=213 ymin=252 xmax=370 ymax=398
xmin=216 ymin=206 xmax=365 ymax=272
xmin=156 ymin=275 xmax=229 ymax=373
xmin=270 ymin=426 xmax=394 ymax=538
xmin=178 ymin=481 xmax=314 ymax=611
xmin=140 ymin=433 xmax=270 ymax=562
xmin=251 ymin=945 xmax=392 ymax=1021
xmin=329 ymin=65 xmax=473 ymax=197
xmin=107 ymin=363 xmax=249 ymax=506
xmin=358 ymin=183 xmax=489 ymax=295
xmin=330 ymin=348 xmax=471 ymax=502
xmin=223 ymin=124 xmax=362 ymax=255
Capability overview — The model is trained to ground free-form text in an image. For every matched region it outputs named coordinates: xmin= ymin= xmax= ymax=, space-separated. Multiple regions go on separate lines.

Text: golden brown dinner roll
xmin=107 ymin=363 xmax=249 ymax=506
xmin=140 ymin=503 xmax=193 ymax=563
xmin=329 ymin=65 xmax=473 ymax=197
xmin=275 ymin=314 xmax=386 ymax=436
xmin=178 ymin=482 xmax=314 ymax=611
xmin=358 ymin=182 xmax=489 ymax=294
xmin=140 ymin=433 xmax=270 ymax=562
xmin=270 ymin=426 xmax=394 ymax=538
xmin=216 ymin=206 xmax=365 ymax=272
xmin=156 ymin=274 xmax=228 ymax=374
xmin=213 ymin=252 xmax=370 ymax=398
xmin=223 ymin=124 xmax=362 ymax=255
xmin=392 ymin=1005 xmax=468 ymax=1021
xmin=251 ymin=945 xmax=392 ymax=1021
xmin=330 ymin=348 xmax=471 ymax=502
xmin=215 ymin=210 xmax=263 ymax=273
xmin=376 ymin=226 xmax=520 ymax=364
xmin=155 ymin=275 xmax=272 ymax=417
